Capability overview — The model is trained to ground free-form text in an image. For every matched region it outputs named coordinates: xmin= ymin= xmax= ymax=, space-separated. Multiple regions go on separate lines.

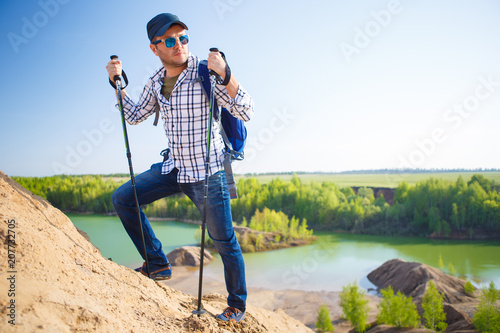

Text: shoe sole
xmin=135 ymin=265 xmax=172 ymax=281
xmin=136 ymin=271 xmax=172 ymax=281
xmin=216 ymin=313 xmax=245 ymax=322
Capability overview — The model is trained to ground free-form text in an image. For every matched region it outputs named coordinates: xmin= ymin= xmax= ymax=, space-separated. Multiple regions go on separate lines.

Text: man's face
xmin=150 ymin=24 xmax=189 ymax=70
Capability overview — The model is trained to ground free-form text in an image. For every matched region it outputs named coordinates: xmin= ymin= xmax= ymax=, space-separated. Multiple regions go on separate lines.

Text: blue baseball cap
xmin=147 ymin=13 xmax=188 ymax=42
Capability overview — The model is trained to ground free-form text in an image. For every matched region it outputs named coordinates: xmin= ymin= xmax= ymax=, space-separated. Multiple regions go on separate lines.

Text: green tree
xmin=255 ymin=233 xmax=264 ymax=251
xmin=377 ymin=286 xmax=420 ymax=328
xmin=316 ymin=304 xmax=335 ymax=332
xmin=473 ymin=305 xmax=500 ymax=333
xmin=339 ymin=282 xmax=370 ymax=333
xmin=483 ymin=281 xmax=500 ymax=304
xmin=374 ymin=193 xmax=386 ymax=208
xmin=468 ymin=174 xmax=493 ymax=192
xmin=394 ymin=181 xmax=410 ymax=204
xmin=438 ymin=255 xmax=445 ymax=270
xmin=464 ymin=281 xmax=475 ymax=295
xmin=447 ymin=262 xmax=456 ymax=276
xmin=421 ymin=281 xmax=447 ymax=331
xmin=472 ymin=281 xmax=500 ymax=333
xmin=357 ymin=187 xmax=375 ymax=203
xmin=451 ymin=203 xmax=460 ymax=230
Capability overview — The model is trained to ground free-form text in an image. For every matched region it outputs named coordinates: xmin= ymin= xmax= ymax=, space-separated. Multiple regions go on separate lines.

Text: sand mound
xmin=0 ymin=171 xmax=312 ymax=332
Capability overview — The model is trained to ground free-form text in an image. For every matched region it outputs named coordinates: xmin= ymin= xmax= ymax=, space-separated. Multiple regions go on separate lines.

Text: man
xmin=106 ymin=13 xmax=253 ymax=322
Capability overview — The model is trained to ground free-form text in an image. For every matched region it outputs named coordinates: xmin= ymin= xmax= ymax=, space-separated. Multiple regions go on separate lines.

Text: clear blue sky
xmin=1 ymin=0 xmax=499 ymax=177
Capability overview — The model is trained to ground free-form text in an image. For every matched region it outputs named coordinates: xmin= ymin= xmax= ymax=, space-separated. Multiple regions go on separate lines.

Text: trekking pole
xmin=109 ymin=55 xmax=151 ymax=279
xmin=192 ymin=47 xmax=223 ymax=316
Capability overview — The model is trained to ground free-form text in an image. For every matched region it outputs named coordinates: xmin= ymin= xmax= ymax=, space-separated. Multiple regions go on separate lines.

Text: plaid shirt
xmin=122 ymin=53 xmax=254 ymax=183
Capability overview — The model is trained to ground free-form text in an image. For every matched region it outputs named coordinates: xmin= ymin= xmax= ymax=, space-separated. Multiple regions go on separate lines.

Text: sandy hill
xmin=0 ymin=171 xmax=312 ymax=333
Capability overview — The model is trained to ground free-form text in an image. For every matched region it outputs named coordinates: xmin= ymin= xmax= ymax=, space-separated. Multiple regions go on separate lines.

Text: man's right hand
xmin=106 ymin=59 xmax=122 ymax=82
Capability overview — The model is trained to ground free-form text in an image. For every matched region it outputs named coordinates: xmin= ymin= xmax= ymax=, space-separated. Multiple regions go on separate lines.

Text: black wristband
xmin=221 ymin=65 xmax=231 ymax=86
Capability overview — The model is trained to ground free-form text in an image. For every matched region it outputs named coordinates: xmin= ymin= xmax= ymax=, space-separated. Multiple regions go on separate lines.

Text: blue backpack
xmin=197 ymin=60 xmax=247 ymax=161
xmin=197 ymin=60 xmax=247 ymax=199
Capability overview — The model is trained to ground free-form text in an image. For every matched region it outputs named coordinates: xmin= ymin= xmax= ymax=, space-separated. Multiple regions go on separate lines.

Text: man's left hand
xmin=207 ymin=51 xmax=227 ymax=80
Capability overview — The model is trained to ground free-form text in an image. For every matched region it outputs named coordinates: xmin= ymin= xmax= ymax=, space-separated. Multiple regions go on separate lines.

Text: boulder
xmin=367 ymin=258 xmax=481 ymax=333
xmin=166 ymin=246 xmax=213 ymax=266
xmin=441 ymin=303 xmax=475 ymax=332
xmin=367 ymin=258 xmax=475 ymax=304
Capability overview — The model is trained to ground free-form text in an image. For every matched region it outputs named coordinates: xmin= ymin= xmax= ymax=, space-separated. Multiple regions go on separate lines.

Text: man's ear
xmin=150 ymin=43 xmax=159 ymax=56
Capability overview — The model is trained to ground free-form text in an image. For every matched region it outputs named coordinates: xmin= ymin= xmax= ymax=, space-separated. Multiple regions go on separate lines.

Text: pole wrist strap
xmin=109 ymin=70 xmax=129 ymax=89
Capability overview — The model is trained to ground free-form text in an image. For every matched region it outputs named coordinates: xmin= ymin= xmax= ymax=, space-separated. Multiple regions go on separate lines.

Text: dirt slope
xmin=0 ymin=170 xmax=312 ymax=333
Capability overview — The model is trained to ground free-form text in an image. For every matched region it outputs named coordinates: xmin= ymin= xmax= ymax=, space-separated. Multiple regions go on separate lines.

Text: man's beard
xmin=161 ymin=53 xmax=188 ymax=70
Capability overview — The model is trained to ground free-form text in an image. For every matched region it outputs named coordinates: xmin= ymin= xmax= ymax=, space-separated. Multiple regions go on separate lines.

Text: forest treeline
xmin=13 ymin=173 xmax=500 ymax=238
xmin=231 ymin=174 xmax=500 ymax=237
xmin=13 ymin=175 xmax=116 ymax=213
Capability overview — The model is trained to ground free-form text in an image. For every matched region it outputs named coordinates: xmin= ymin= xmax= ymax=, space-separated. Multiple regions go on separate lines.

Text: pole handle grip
xmin=109 ymin=55 xmax=128 ymax=89
xmin=208 ymin=48 xmax=227 ymax=84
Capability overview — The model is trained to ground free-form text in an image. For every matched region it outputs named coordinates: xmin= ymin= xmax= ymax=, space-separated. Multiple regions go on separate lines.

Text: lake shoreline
xmin=69 ymin=212 xmax=500 ymax=240
xmin=71 ymin=213 xmax=317 ymax=252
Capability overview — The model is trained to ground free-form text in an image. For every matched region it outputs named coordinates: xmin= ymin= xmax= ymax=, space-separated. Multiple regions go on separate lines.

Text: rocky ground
xmin=163 ymin=265 xmax=380 ymax=332
xmin=0 ymin=171 xmax=312 ymax=332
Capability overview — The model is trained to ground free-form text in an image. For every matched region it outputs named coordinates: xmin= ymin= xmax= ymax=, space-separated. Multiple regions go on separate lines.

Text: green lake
xmin=69 ymin=214 xmax=500 ymax=292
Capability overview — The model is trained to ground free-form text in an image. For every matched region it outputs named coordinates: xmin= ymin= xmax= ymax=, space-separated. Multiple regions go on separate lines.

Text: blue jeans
xmin=111 ymin=163 xmax=247 ymax=309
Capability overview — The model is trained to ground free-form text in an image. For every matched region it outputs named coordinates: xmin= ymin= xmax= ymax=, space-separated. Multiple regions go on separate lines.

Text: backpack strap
xmin=198 ymin=61 xmax=239 ymax=157
xmin=153 ymin=104 xmax=160 ymax=126
xmin=198 ymin=60 xmax=238 ymax=199
xmin=198 ymin=60 xmax=219 ymax=120
xmin=223 ymin=154 xmax=238 ymax=199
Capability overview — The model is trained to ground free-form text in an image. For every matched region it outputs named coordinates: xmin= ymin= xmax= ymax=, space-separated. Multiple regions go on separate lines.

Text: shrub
xmin=472 ymin=281 xmax=500 ymax=333
xmin=316 ymin=304 xmax=335 ymax=332
xmin=377 ymin=286 xmax=420 ymax=328
xmin=422 ymin=281 xmax=447 ymax=331
xmin=473 ymin=304 xmax=500 ymax=333
xmin=438 ymin=255 xmax=445 ymax=270
xmin=464 ymin=280 xmax=475 ymax=295
xmin=339 ymin=282 xmax=370 ymax=333
xmin=447 ymin=262 xmax=456 ymax=276
xmin=483 ymin=281 xmax=499 ymax=304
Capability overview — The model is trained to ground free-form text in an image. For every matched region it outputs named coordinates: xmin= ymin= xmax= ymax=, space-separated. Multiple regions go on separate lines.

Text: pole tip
xmin=192 ymin=309 xmax=206 ymax=316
